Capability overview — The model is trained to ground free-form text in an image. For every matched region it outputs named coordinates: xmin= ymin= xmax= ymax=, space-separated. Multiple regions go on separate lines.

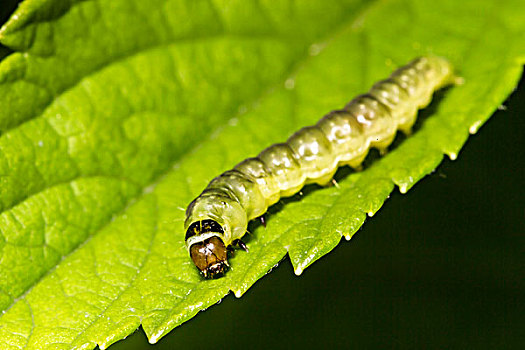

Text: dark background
xmin=1 ymin=2 xmax=523 ymax=349
xmin=0 ymin=0 xmax=17 ymax=59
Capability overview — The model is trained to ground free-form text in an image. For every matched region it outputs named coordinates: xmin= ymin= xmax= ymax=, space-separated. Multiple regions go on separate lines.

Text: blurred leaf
xmin=0 ymin=0 xmax=523 ymax=348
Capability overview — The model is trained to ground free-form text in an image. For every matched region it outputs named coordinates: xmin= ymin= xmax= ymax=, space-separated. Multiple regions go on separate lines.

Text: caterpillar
xmin=185 ymin=56 xmax=456 ymax=279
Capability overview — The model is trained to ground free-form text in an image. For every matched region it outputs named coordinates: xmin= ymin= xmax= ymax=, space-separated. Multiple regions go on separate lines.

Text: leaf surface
xmin=0 ymin=0 xmax=523 ymax=348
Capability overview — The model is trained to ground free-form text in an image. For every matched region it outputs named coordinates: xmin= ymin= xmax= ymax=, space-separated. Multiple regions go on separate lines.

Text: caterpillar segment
xmin=184 ymin=56 xmax=456 ymax=278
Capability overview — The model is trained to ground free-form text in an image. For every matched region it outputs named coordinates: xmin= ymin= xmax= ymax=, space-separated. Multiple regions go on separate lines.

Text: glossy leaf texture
xmin=0 ymin=0 xmax=523 ymax=348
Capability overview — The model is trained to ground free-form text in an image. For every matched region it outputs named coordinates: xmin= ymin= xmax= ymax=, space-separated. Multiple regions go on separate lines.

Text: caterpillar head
xmin=186 ymin=220 xmax=229 ymax=279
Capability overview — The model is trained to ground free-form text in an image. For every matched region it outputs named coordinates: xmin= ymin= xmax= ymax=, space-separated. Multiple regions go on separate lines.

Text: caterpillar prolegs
xmin=185 ymin=56 xmax=456 ymax=278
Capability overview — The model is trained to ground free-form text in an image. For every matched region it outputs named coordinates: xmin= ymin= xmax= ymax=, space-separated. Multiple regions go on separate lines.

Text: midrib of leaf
xmin=0 ymin=0 xmax=371 ymax=323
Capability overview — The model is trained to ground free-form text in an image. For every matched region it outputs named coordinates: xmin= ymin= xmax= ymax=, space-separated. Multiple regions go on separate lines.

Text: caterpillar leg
xmin=346 ymin=151 xmax=369 ymax=169
xmin=372 ymin=132 xmax=396 ymax=155
xmin=232 ymin=239 xmax=249 ymax=252
xmin=400 ymin=126 xmax=412 ymax=136
xmin=309 ymin=169 xmax=338 ymax=187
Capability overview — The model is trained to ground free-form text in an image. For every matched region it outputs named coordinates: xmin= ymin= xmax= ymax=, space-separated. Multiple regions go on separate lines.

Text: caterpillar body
xmin=185 ymin=56 xmax=456 ymax=278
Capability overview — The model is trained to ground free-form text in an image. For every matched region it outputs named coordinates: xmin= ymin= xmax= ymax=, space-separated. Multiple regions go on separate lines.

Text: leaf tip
xmin=0 ymin=25 xmax=6 ymax=41
xmin=148 ymin=333 xmax=161 ymax=345
xmin=0 ymin=10 xmax=20 ymax=41
xmin=294 ymin=266 xmax=304 ymax=276
xmin=469 ymin=120 xmax=483 ymax=134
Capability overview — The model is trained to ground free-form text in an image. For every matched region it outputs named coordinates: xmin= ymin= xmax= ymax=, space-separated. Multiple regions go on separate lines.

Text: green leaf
xmin=0 ymin=0 xmax=523 ymax=348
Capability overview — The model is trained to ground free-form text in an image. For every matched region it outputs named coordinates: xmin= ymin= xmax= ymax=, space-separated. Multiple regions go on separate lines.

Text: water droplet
xmin=143 ymin=184 xmax=155 ymax=194
xmin=308 ymin=43 xmax=325 ymax=56
xmin=284 ymin=78 xmax=295 ymax=90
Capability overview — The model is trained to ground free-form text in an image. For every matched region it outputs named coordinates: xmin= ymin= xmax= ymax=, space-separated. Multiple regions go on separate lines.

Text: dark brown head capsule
xmin=189 ymin=236 xmax=229 ymax=278
xmin=186 ymin=219 xmax=229 ymax=279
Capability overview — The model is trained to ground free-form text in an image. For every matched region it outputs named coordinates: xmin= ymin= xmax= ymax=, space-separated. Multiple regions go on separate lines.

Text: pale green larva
xmin=185 ymin=56 xmax=456 ymax=278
